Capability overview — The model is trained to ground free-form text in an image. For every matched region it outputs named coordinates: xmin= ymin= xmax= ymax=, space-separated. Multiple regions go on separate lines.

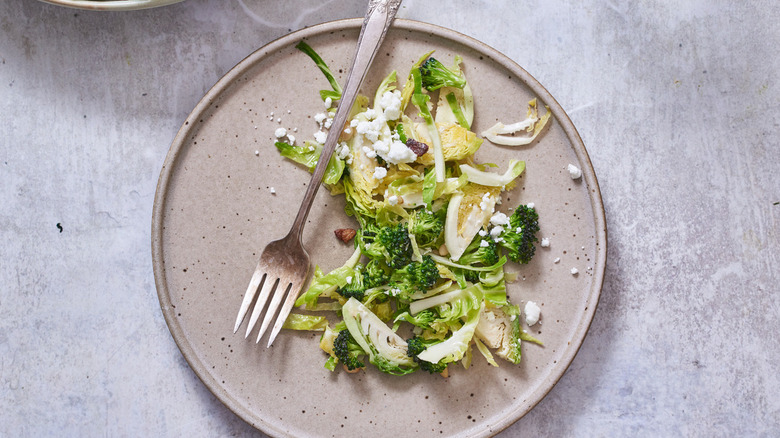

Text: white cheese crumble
xmin=336 ymin=143 xmax=351 ymax=160
xmin=478 ymin=229 xmax=488 ymax=237
xmin=554 ymin=257 xmax=561 ymax=264
xmin=479 ymin=240 xmax=490 ymax=247
xmin=489 ymin=212 xmax=510 ymax=226
xmin=567 ymin=163 xmax=582 ymax=179
xmin=387 ymin=195 xmax=399 ymax=205
xmin=490 ymin=226 xmax=504 ymax=238
xmin=540 ymin=237 xmax=550 ymax=247
xmin=570 ymin=267 xmax=579 ymax=275
xmin=274 ymin=127 xmax=287 ymax=138
xmin=479 ymin=193 xmax=492 ymax=211
xmin=313 ymin=131 xmax=328 ymax=144
xmin=362 ymin=146 xmax=377 ymax=158
xmin=286 ymin=134 xmax=296 ymax=145
xmin=527 ymin=202 xmax=535 ymax=209
xmin=269 ymin=187 xmax=276 ymax=194
xmin=314 ymin=112 xmax=328 ymax=125
xmin=324 ymin=97 xmax=332 ymax=108
xmin=524 ymin=301 xmax=541 ymax=326
xmin=373 ymin=166 xmax=388 ymax=180
xmin=345 ymin=276 xmax=353 ymax=284
xmin=254 ymin=150 xmax=260 ymax=156
xmin=385 ymin=140 xmax=416 ymax=164
xmin=379 ymin=90 xmax=403 ymax=120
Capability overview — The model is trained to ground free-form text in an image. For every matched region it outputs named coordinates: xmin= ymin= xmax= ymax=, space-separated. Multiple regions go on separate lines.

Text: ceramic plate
xmin=38 ymin=0 xmax=183 ymax=11
xmin=152 ymin=18 xmax=606 ymax=438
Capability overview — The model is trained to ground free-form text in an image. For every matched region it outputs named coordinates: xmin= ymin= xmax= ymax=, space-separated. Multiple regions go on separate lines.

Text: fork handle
xmin=288 ymin=0 xmax=403 ymax=241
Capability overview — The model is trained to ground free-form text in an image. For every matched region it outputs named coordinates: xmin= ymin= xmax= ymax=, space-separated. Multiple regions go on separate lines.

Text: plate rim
xmin=37 ymin=0 xmax=184 ymax=12
xmin=152 ymin=17 xmax=607 ymax=438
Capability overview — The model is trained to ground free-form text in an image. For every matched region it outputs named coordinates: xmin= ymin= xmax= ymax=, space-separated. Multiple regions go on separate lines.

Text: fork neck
xmin=286 ymin=0 xmax=401 ymax=243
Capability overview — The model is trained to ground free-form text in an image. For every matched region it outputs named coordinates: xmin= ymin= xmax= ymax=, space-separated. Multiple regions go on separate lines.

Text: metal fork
xmin=233 ymin=0 xmax=403 ymax=347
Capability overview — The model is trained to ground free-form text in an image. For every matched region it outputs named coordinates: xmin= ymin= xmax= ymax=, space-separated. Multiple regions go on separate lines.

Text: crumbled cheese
xmin=324 ymin=118 xmax=333 ymax=129
xmin=364 ymin=108 xmax=377 ymax=120
xmin=314 ymin=113 xmax=328 ymax=125
xmin=345 ymin=276 xmax=353 ymax=284
xmin=380 ymin=90 xmax=403 ymax=120
xmin=362 ymin=146 xmax=377 ymax=158
xmin=373 ymin=166 xmax=388 ymax=180
xmin=387 ymin=195 xmax=399 ymax=205
xmin=324 ymin=97 xmax=332 ymax=108
xmin=344 ymin=127 xmax=352 ymax=135
xmin=479 ymin=193 xmax=491 ymax=211
xmin=527 ymin=202 xmax=535 ymax=209
xmin=567 ymin=163 xmax=582 ymax=179
xmin=385 ymin=140 xmax=416 ymax=164
xmin=489 ymin=212 xmax=510 ymax=226
xmin=484 ymin=311 xmax=496 ymax=321
xmin=356 ymin=120 xmax=381 ymax=142
xmin=254 ymin=150 xmax=260 ymax=156
xmin=336 ymin=143 xmax=351 ymax=160
xmin=274 ymin=127 xmax=287 ymax=138
xmin=554 ymin=257 xmax=561 ymax=264
xmin=490 ymin=226 xmax=504 ymax=238
xmin=524 ymin=301 xmax=541 ymax=326
xmin=286 ymin=134 xmax=296 ymax=145
xmin=478 ymin=229 xmax=488 ymax=237
xmin=313 ymin=131 xmax=328 ymax=144
xmin=350 ymin=119 xmax=359 ymax=128
xmin=269 ymin=187 xmax=276 ymax=194
xmin=570 ymin=267 xmax=579 ymax=275
xmin=479 ymin=240 xmax=490 ymax=247
xmin=540 ymin=237 xmax=550 ymax=247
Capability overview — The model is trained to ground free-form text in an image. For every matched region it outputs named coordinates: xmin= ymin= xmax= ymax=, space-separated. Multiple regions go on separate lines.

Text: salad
xmin=276 ymin=41 xmax=551 ymax=376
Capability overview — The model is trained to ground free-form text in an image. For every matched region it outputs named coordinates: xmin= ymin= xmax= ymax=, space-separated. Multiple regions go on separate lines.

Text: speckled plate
xmin=152 ymin=18 xmax=606 ymax=438
xmin=38 ymin=0 xmax=183 ymax=11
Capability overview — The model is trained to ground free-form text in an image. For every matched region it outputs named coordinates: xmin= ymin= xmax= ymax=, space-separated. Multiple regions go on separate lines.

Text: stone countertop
xmin=1 ymin=0 xmax=778 ymax=436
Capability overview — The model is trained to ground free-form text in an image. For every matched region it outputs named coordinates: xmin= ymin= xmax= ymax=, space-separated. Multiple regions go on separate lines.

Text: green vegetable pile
xmin=278 ymin=42 xmax=550 ymax=376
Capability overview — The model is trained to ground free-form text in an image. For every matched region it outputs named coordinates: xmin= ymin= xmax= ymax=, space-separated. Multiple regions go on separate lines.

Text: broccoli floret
xmin=333 ymin=330 xmax=365 ymax=371
xmin=363 ymin=259 xmax=390 ymax=289
xmin=376 ymin=223 xmax=413 ymax=268
xmin=419 ymin=57 xmax=466 ymax=91
xmin=406 ymin=336 xmax=448 ymax=374
xmin=458 ymin=235 xmax=500 ymax=266
xmin=357 ymin=222 xmax=413 ymax=268
xmin=390 ymin=255 xmax=440 ymax=296
xmin=336 ymin=282 xmax=365 ymax=301
xmin=394 ymin=309 xmax=437 ymax=330
xmin=407 ymin=208 xmax=445 ymax=247
xmin=499 ymin=205 xmax=540 ymax=264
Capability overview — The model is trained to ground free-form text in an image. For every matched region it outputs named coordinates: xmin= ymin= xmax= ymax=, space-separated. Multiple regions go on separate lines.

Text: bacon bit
xmin=334 ymin=228 xmax=357 ymax=243
xmin=405 ymin=138 xmax=429 ymax=157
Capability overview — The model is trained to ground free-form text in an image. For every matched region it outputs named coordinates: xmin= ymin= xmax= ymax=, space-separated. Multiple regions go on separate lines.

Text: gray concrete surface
xmin=1 ymin=0 xmax=778 ymax=436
